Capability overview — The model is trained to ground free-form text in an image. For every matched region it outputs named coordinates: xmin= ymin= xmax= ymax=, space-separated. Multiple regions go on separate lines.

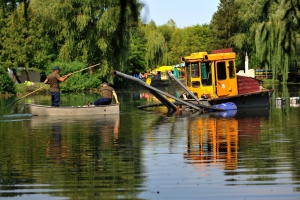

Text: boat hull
xmin=210 ymin=90 xmax=272 ymax=109
xmin=30 ymin=114 xmax=120 ymax=128
xmin=175 ymin=90 xmax=272 ymax=111
xmin=25 ymin=104 xmax=119 ymax=116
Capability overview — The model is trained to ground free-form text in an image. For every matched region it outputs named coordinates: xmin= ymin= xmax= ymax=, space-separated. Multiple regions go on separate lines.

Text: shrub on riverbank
xmin=44 ymin=61 xmax=101 ymax=92
xmin=13 ymin=81 xmax=100 ymax=97
xmin=0 ymin=68 xmax=15 ymax=94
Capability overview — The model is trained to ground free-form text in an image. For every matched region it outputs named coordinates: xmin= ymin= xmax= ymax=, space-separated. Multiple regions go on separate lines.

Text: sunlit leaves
xmin=0 ymin=4 xmax=52 ymax=71
xmin=0 ymin=67 xmax=15 ymax=94
xmin=144 ymin=28 xmax=165 ymax=69
xmin=210 ymin=0 xmax=239 ymax=50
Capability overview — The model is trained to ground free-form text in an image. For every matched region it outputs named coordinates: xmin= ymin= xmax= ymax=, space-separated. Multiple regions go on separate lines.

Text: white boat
xmin=25 ymin=103 xmax=119 ymax=116
xmin=30 ymin=113 xmax=120 ymax=128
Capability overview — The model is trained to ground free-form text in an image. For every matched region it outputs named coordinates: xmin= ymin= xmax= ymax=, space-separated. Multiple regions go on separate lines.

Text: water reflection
xmin=46 ymin=121 xmax=62 ymax=164
xmin=1 ymin=86 xmax=300 ymax=199
xmin=0 ymin=114 xmax=146 ymax=199
xmin=184 ymin=108 xmax=269 ymax=171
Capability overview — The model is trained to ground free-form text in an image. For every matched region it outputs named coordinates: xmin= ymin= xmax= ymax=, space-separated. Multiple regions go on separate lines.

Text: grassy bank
xmin=0 ymin=83 xmax=48 ymax=98
xmin=3 ymin=82 xmax=98 ymax=97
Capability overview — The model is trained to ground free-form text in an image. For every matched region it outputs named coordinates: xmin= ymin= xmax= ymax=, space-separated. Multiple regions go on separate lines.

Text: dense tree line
xmin=0 ymin=0 xmax=299 ymax=93
xmin=212 ymin=0 xmax=300 ymax=82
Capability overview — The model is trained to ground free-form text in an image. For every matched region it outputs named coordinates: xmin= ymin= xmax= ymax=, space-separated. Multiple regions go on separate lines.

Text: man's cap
xmin=102 ymin=81 xmax=108 ymax=84
xmin=53 ymin=66 xmax=60 ymax=70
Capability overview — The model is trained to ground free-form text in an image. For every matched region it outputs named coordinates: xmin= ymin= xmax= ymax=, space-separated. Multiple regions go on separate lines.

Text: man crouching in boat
xmin=90 ymin=81 xmax=120 ymax=106
xmin=44 ymin=66 xmax=72 ymax=107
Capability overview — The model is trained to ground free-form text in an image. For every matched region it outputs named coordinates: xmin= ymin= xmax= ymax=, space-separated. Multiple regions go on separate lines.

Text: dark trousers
xmin=94 ymin=98 xmax=111 ymax=106
xmin=51 ymin=91 xmax=60 ymax=107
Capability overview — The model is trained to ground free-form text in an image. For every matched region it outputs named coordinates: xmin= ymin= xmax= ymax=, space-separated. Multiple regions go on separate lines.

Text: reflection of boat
xmin=183 ymin=108 xmax=268 ymax=170
xmin=30 ymin=114 xmax=120 ymax=127
xmin=32 ymin=114 xmax=120 ymax=164
xmin=184 ymin=115 xmax=239 ymax=170
xmin=25 ymin=103 xmax=119 ymax=116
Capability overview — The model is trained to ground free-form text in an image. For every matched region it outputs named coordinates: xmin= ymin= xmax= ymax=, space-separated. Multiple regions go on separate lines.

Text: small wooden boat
xmin=25 ymin=103 xmax=119 ymax=116
xmin=30 ymin=114 xmax=120 ymax=128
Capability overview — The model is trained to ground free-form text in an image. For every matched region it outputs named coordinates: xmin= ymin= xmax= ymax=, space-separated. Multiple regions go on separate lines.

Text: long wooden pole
xmin=8 ymin=63 xmax=101 ymax=105
xmin=69 ymin=63 xmax=100 ymax=75
xmin=8 ymin=85 xmax=48 ymax=106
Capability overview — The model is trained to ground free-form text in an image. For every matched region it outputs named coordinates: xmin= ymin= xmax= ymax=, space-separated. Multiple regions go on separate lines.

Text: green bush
xmin=0 ymin=67 xmax=16 ymax=94
xmin=15 ymin=83 xmax=27 ymax=93
xmin=44 ymin=61 xmax=101 ymax=92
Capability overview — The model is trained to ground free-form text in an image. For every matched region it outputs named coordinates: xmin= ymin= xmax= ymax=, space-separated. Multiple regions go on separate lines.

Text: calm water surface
xmin=0 ymin=84 xmax=299 ymax=200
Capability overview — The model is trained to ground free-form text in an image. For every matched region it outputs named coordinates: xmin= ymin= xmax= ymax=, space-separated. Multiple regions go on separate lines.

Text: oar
xmin=8 ymin=63 xmax=101 ymax=105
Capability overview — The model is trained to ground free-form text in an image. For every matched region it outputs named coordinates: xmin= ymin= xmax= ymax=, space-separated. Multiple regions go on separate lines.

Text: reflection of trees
xmin=230 ymin=106 xmax=300 ymax=186
xmin=0 ymin=115 xmax=145 ymax=199
xmin=267 ymin=102 xmax=300 ymax=186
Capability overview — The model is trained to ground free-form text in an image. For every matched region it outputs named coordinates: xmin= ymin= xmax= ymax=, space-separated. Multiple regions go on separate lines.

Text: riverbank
xmin=1 ymin=79 xmax=298 ymax=99
xmin=0 ymin=82 xmax=99 ymax=99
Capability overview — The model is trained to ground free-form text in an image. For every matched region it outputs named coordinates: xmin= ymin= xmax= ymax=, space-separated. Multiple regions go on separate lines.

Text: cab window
xmin=191 ymin=63 xmax=199 ymax=78
xmin=229 ymin=60 xmax=235 ymax=79
xmin=217 ymin=62 xmax=226 ymax=80
xmin=201 ymin=62 xmax=212 ymax=86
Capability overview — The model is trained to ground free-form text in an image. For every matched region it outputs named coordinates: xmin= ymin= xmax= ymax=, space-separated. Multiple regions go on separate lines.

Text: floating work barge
xmin=113 ymin=49 xmax=273 ymax=113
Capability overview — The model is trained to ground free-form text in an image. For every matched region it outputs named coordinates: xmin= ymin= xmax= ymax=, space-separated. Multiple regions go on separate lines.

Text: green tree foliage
xmin=126 ymin=26 xmax=147 ymax=74
xmin=0 ymin=67 xmax=15 ymax=94
xmin=167 ymin=25 xmax=212 ymax=64
xmin=254 ymin=0 xmax=299 ymax=82
xmin=182 ymin=25 xmax=212 ymax=53
xmin=157 ymin=19 xmax=176 ymax=65
xmin=142 ymin=21 xmax=166 ymax=69
xmin=236 ymin=0 xmax=300 ymax=82
xmin=209 ymin=0 xmax=248 ymax=71
xmin=1 ymin=0 xmax=298 ymax=88
xmin=141 ymin=20 xmax=214 ymax=68
xmin=210 ymin=0 xmax=239 ymax=50
xmin=167 ymin=28 xmax=185 ymax=64
xmin=38 ymin=0 xmax=141 ymax=79
xmin=0 ymin=0 xmax=26 ymax=18
xmin=0 ymin=1 xmax=53 ymax=74
xmin=0 ymin=0 xmax=142 ymax=84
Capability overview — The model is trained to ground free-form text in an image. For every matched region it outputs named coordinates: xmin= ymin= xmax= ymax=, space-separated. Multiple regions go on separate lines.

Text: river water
xmin=0 ymin=84 xmax=299 ymax=200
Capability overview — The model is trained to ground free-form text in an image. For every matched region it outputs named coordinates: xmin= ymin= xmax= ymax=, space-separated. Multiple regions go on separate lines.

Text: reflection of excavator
xmin=183 ymin=108 xmax=268 ymax=170
xmin=184 ymin=115 xmax=239 ymax=170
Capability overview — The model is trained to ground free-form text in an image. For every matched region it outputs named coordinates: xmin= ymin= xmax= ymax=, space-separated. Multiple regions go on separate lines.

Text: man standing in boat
xmin=44 ymin=66 xmax=72 ymax=107
xmin=91 ymin=81 xmax=120 ymax=106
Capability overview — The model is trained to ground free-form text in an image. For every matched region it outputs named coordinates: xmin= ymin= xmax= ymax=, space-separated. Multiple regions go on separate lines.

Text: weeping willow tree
xmin=31 ymin=0 xmax=141 ymax=81
xmin=0 ymin=0 xmax=52 ymax=83
xmin=0 ymin=1 xmax=52 ymax=74
xmin=142 ymin=21 xmax=166 ymax=69
xmin=254 ymin=0 xmax=299 ymax=83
